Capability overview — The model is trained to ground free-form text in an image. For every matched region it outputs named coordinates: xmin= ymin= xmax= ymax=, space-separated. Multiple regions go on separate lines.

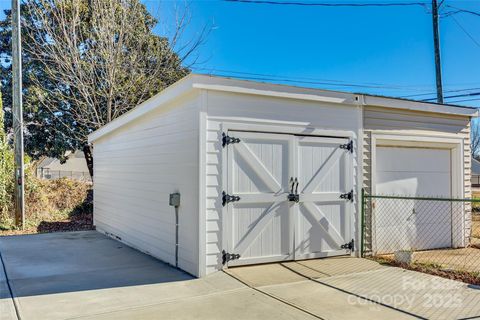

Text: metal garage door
xmin=374 ymin=147 xmax=452 ymax=253
xmin=223 ymin=131 xmax=354 ymax=266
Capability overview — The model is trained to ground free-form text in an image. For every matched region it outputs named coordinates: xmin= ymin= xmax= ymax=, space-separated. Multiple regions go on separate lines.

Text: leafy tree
xmin=0 ymin=92 xmax=14 ymax=219
xmin=0 ymin=0 xmax=205 ymax=176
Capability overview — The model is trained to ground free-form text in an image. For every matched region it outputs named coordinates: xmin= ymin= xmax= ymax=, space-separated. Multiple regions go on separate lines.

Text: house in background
xmin=36 ymin=150 xmax=91 ymax=182
xmin=472 ymin=158 xmax=480 ymax=189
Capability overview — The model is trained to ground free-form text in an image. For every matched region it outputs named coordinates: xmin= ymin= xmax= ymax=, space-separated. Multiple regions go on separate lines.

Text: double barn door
xmin=223 ymin=131 xmax=354 ymax=266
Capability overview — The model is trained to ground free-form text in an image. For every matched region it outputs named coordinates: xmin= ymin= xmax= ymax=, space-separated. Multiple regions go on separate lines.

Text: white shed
xmin=88 ymin=74 xmax=477 ymax=277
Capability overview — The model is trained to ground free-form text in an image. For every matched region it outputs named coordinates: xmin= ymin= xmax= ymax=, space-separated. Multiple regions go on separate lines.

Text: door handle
xmin=287 ymin=177 xmax=300 ymax=202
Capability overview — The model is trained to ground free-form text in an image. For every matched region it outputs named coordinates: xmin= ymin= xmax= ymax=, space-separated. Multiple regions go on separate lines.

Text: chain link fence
xmin=361 ymin=191 xmax=480 ymax=284
xmin=37 ymin=168 xmax=92 ymax=182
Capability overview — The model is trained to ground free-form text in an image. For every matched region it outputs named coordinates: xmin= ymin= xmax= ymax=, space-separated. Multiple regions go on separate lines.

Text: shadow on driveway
xmin=0 ymin=231 xmax=192 ymax=297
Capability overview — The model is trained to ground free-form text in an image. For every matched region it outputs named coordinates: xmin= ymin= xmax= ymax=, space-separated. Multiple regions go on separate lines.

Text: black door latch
xmin=287 ymin=177 xmax=300 ymax=202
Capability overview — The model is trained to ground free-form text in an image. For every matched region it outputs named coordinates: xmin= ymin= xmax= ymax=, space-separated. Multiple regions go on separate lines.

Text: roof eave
xmin=88 ymin=74 xmax=197 ymax=143
xmin=88 ymin=74 xmax=478 ymax=143
xmin=362 ymin=94 xmax=478 ymax=117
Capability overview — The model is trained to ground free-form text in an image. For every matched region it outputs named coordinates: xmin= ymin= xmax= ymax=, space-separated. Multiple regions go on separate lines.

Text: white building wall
xmin=362 ymin=106 xmax=472 ymax=252
xmin=88 ymin=74 xmax=475 ymax=277
xmin=92 ymin=92 xmax=201 ymax=276
xmin=204 ymin=90 xmax=362 ymax=274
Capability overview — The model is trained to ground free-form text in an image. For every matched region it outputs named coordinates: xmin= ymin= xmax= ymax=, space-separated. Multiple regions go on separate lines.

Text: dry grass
xmin=470 ymin=191 xmax=480 ymax=245
xmin=473 ymin=214 xmax=480 ymax=241
xmin=373 ymin=256 xmax=480 ymax=286
xmin=0 ymin=178 xmax=93 ymax=235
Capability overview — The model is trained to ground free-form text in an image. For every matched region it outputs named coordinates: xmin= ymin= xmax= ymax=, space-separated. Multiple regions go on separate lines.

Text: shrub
xmin=1 ymin=96 xmax=91 ymax=231
xmin=0 ymin=96 xmax=14 ymax=225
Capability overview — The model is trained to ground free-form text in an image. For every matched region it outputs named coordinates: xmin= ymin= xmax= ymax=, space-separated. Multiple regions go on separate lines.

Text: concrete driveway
xmin=0 ymin=231 xmax=479 ymax=320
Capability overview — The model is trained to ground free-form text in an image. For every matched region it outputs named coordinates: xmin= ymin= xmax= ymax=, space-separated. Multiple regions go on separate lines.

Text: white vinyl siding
xmin=362 ymin=106 xmax=472 ymax=252
xmin=204 ymin=90 xmax=361 ymax=274
xmin=93 ymin=93 xmax=200 ymax=276
xmin=88 ymin=75 xmax=475 ymax=278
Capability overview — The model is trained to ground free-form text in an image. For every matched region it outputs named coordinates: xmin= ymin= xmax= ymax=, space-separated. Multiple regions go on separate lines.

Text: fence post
xmin=360 ymin=188 xmax=365 ymax=258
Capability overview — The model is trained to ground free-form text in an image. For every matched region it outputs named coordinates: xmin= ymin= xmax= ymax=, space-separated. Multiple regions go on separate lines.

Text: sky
xmin=1 ymin=0 xmax=479 ymax=107
xmin=148 ymin=0 xmax=480 ymax=108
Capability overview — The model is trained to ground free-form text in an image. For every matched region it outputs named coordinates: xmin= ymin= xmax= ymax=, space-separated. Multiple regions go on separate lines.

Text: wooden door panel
xmin=295 ymin=136 xmax=353 ymax=259
xmin=226 ymin=132 xmax=293 ymax=266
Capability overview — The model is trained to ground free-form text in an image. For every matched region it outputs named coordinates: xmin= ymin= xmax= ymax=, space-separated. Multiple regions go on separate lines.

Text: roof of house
xmin=37 ymin=150 xmax=89 ymax=172
xmin=88 ymin=74 xmax=479 ymax=143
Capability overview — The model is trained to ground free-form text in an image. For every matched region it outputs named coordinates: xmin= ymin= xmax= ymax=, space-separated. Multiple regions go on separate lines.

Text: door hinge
xmin=340 ymin=190 xmax=354 ymax=202
xmin=222 ymin=133 xmax=241 ymax=148
xmin=222 ymin=250 xmax=240 ymax=265
xmin=222 ymin=191 xmax=241 ymax=206
xmin=341 ymin=239 xmax=355 ymax=251
xmin=340 ymin=140 xmax=353 ymax=153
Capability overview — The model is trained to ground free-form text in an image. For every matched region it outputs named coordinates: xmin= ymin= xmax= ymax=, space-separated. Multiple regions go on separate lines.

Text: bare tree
xmin=22 ymin=0 xmax=207 ymax=176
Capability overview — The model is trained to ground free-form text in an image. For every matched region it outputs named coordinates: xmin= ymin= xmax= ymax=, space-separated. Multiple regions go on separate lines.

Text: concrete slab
xmin=0 ymin=280 xmax=17 ymax=320
xmin=229 ymin=258 xmax=480 ymax=320
xmin=227 ymin=263 xmax=306 ymax=287
xmin=227 ymin=259 xmax=415 ymax=320
xmin=76 ymin=288 xmax=318 ymax=320
xmin=0 ymin=258 xmax=17 ymax=320
xmin=261 ymin=280 xmax=416 ymax=320
xmin=228 ymin=257 xmax=386 ymax=287
xmin=0 ymin=232 xmax=244 ymax=320
xmin=13 ymin=272 xmax=245 ymax=320
xmin=3 ymin=231 xmax=476 ymax=320
xmin=319 ymin=267 xmax=480 ymax=320
xmin=283 ymin=256 xmax=386 ymax=279
xmin=0 ymin=231 xmax=174 ymax=280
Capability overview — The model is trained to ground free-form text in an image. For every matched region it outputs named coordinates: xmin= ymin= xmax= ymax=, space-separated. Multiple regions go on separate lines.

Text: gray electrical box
xmin=169 ymin=193 xmax=180 ymax=207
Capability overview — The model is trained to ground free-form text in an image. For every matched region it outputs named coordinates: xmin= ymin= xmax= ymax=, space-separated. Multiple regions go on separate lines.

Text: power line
xmin=448 ymin=97 xmax=480 ymax=104
xmin=193 ymin=67 xmax=436 ymax=90
xmin=451 ymin=15 xmax=480 ymax=48
xmin=225 ymin=0 xmax=429 ymax=7
xmin=195 ymin=71 xmax=442 ymax=92
xmin=402 ymin=87 xmax=480 ymax=98
xmin=444 ymin=5 xmax=480 ymax=18
xmin=203 ymin=70 xmax=480 ymax=105
xmin=193 ymin=67 xmax=480 ymax=99
xmin=422 ymin=91 xmax=480 ymax=102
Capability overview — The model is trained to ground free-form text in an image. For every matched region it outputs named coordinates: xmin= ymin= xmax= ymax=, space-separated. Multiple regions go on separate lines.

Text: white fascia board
xmin=88 ymin=75 xmax=196 ymax=143
xmin=363 ymin=95 xmax=478 ymax=117
xmin=88 ymin=74 xmax=478 ymax=143
xmin=192 ymin=83 xmax=358 ymax=105
xmin=190 ymin=74 xmax=359 ymax=104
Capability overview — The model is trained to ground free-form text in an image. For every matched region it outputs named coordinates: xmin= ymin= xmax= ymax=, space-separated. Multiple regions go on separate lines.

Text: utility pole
xmin=12 ymin=0 xmax=24 ymax=229
xmin=432 ymin=0 xmax=444 ymax=103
